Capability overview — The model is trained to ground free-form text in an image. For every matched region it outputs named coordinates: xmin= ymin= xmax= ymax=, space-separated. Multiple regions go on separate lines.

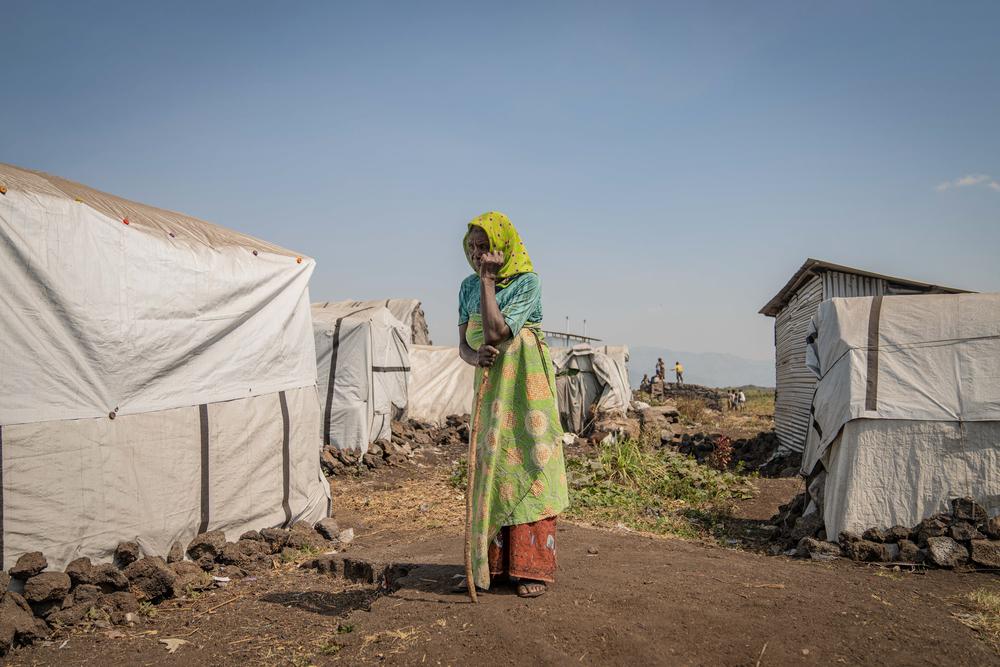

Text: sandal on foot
xmin=516 ymin=580 xmax=547 ymax=598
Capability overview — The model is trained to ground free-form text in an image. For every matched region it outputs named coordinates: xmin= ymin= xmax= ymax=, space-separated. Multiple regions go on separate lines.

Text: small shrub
xmin=448 ymin=459 xmax=468 ymax=490
xmin=675 ymin=397 xmax=709 ymax=424
xmin=961 ymin=586 xmax=1000 ymax=646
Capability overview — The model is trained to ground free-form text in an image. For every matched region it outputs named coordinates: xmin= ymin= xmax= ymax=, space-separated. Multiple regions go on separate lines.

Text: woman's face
xmin=466 ymin=227 xmax=490 ymax=272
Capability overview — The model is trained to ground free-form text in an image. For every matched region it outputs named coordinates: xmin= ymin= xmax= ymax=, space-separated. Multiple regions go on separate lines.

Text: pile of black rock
xmin=675 ymin=432 xmax=725 ymax=461
xmin=320 ymin=416 xmax=471 ymax=476
xmin=730 ymin=431 xmax=802 ymax=477
xmin=661 ymin=384 xmax=724 ymax=410
xmin=772 ymin=494 xmax=1000 ymax=569
xmin=0 ymin=518 xmax=346 ymax=654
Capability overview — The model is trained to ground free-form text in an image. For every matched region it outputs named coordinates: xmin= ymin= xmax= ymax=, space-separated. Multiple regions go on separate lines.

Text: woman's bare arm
xmin=478 ymin=252 xmax=512 ymax=347
xmin=459 ymin=323 xmax=499 ymax=368
xmin=459 ymin=323 xmax=477 ymax=366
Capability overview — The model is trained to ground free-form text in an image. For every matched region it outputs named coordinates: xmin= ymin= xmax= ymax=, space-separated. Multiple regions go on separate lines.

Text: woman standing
xmin=458 ymin=212 xmax=569 ymax=598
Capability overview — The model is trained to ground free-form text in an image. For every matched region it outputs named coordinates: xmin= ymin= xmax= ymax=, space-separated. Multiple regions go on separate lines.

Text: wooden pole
xmin=464 ymin=367 xmax=490 ymax=603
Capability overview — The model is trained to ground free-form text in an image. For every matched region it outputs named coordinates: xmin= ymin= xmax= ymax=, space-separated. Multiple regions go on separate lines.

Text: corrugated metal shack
xmin=759 ymin=259 xmax=968 ymax=454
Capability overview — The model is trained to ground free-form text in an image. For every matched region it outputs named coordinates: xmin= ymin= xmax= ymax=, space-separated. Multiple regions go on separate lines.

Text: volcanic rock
xmin=287 ymin=522 xmax=325 ymax=550
xmin=23 ymin=572 xmax=71 ymax=604
xmin=915 ymin=515 xmax=950 ymax=545
xmin=170 ymin=561 xmax=212 ymax=594
xmin=114 ymin=541 xmax=141 ymax=567
xmin=842 ymin=540 xmax=893 ymax=563
xmin=92 ymin=564 xmax=130 ymax=592
xmin=885 ymin=526 xmax=912 ymax=543
xmin=167 ymin=541 xmax=185 ymax=564
xmin=72 ymin=584 xmax=102 ymax=606
xmin=260 ymin=528 xmax=291 ymax=553
xmin=0 ymin=591 xmax=49 ymax=651
xmin=9 ymin=552 xmax=47 ymax=580
xmin=951 ymin=497 xmax=988 ymax=523
xmin=897 ymin=540 xmax=925 ymax=563
xmin=123 ymin=557 xmax=177 ymax=601
xmin=950 ymin=522 xmax=985 ymax=542
xmin=969 ymin=540 xmax=1000 ymax=568
xmin=790 ymin=513 xmax=824 ymax=542
xmin=218 ymin=540 xmax=270 ymax=571
xmin=64 ymin=557 xmax=94 ymax=586
xmin=796 ymin=537 xmax=841 ymax=561
xmin=925 ymin=536 xmax=968 ymax=568
xmin=187 ymin=530 xmax=226 ymax=564
xmin=98 ymin=591 xmax=139 ymax=625
xmin=315 ymin=518 xmax=340 ymax=542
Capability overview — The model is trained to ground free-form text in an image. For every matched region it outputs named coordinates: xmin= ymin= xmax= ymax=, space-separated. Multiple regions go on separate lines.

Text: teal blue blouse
xmin=458 ymin=272 xmax=543 ymax=337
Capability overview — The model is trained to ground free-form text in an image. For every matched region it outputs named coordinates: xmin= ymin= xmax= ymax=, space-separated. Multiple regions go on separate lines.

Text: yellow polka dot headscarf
xmin=464 ymin=211 xmax=534 ymax=288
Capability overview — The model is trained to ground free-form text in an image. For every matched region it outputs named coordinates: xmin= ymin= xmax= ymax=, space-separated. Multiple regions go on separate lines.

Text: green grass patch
xmin=565 ymin=435 xmax=756 ymax=537
xmin=449 ymin=430 xmax=757 ymax=540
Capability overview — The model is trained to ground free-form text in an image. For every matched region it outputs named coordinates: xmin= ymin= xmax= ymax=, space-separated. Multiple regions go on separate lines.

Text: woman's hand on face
xmin=477 ymin=345 xmax=500 ymax=367
xmin=478 ymin=251 xmax=504 ymax=281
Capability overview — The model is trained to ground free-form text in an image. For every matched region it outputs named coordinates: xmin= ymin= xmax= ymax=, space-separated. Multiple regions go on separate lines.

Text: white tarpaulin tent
xmin=550 ymin=345 xmax=632 ymax=433
xmin=407 ymin=346 xmax=475 ymax=425
xmin=0 ymin=163 xmax=330 ymax=569
xmin=313 ymin=302 xmax=410 ymax=454
xmin=802 ymin=293 xmax=1000 ymax=537
xmin=405 ymin=342 xmax=630 ymax=432
xmin=335 ymin=298 xmax=432 ymax=345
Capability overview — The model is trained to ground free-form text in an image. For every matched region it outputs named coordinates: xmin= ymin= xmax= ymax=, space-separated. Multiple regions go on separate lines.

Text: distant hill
xmin=628 ymin=346 xmax=775 ymax=389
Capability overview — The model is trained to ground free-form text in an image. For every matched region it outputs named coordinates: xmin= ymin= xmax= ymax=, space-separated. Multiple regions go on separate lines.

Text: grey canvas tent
xmin=801 ymin=293 xmax=1000 ymax=537
xmin=550 ymin=345 xmax=632 ymax=433
xmin=313 ymin=302 xmax=410 ymax=453
xmin=0 ymin=163 xmax=330 ymax=569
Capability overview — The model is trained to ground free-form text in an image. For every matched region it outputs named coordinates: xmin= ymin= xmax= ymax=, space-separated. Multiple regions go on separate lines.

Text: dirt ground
xmin=9 ymin=462 xmax=999 ymax=666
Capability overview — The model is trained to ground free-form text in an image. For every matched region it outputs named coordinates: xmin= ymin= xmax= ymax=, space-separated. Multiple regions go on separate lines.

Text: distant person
xmin=640 ymin=374 xmax=651 ymax=393
xmin=728 ymin=391 xmax=737 ymax=411
xmin=674 ymin=361 xmax=684 ymax=385
xmin=655 ymin=357 xmax=666 ymax=381
xmin=738 ymin=390 xmax=747 ymax=411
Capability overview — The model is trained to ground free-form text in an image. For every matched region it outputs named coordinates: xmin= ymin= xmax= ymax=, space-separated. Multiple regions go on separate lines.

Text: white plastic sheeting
xmin=803 ymin=293 xmax=1000 ymax=473
xmin=405 ymin=343 xmax=630 ymax=432
xmin=550 ymin=345 xmax=632 ymax=433
xmin=801 ymin=293 xmax=1000 ymax=536
xmin=0 ymin=163 xmax=317 ymax=426
xmin=332 ymin=298 xmax=430 ymax=345
xmin=407 ymin=346 xmax=475 ymax=425
xmin=820 ymin=419 xmax=1000 ymax=537
xmin=0 ymin=163 xmax=330 ymax=569
xmin=312 ymin=302 xmax=410 ymax=454
xmin=1 ymin=387 xmax=330 ymax=570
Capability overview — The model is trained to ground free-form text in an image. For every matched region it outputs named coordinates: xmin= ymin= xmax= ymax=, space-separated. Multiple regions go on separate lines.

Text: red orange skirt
xmin=488 ymin=516 xmax=557 ymax=583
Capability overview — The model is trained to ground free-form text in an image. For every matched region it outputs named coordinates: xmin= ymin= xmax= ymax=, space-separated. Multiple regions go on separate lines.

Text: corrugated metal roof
xmin=759 ymin=258 xmax=972 ymax=317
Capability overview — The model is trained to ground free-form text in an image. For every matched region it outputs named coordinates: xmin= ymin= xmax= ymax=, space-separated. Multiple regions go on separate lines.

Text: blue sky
xmin=3 ymin=1 xmax=998 ymax=361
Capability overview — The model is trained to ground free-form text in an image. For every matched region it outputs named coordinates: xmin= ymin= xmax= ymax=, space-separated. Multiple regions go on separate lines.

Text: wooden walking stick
xmin=464 ymin=367 xmax=490 ymax=603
